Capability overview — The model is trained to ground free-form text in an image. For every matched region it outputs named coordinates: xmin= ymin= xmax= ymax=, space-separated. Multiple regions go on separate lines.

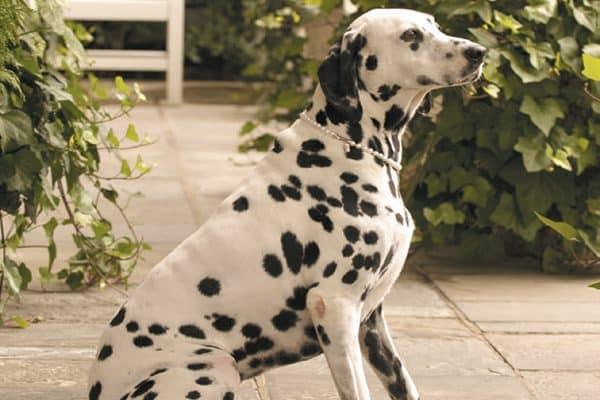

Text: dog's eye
xmin=401 ymin=29 xmax=420 ymax=42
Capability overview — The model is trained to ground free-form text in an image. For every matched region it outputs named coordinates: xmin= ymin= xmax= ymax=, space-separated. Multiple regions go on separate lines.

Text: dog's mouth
xmin=456 ymin=63 xmax=484 ymax=85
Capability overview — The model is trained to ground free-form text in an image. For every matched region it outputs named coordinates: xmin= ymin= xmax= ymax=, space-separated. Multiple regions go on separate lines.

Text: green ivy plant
xmin=0 ymin=0 xmax=152 ymax=325
xmin=239 ymin=0 xmax=600 ymax=279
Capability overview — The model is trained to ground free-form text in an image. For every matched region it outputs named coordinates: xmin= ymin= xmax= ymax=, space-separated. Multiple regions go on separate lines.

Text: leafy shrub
xmin=0 ymin=0 xmax=151 ymax=322
xmin=239 ymin=0 xmax=600 ymax=273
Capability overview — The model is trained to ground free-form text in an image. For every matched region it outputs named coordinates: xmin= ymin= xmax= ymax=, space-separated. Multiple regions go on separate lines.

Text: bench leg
xmin=166 ymin=0 xmax=185 ymax=104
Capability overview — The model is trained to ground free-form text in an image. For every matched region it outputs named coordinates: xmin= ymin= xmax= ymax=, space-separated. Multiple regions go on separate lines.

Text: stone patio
xmin=2 ymin=103 xmax=599 ymax=400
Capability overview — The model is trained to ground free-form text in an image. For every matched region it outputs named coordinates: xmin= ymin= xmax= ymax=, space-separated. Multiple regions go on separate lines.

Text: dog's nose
xmin=463 ymin=45 xmax=486 ymax=64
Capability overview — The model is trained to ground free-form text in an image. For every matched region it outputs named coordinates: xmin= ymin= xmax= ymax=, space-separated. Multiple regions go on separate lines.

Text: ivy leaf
xmin=1 ymin=258 xmax=22 ymax=299
xmin=558 ymin=37 xmax=580 ymax=73
xmin=120 ymin=160 xmax=132 ymax=177
xmin=515 ymin=171 xmax=575 ymax=219
xmin=582 ymin=54 xmax=600 ymax=81
xmin=423 ymin=202 xmax=465 ymax=226
xmin=10 ymin=316 xmax=29 ymax=329
xmin=490 ymin=193 xmax=519 ymax=231
xmin=569 ymin=0 xmax=596 ymax=32
xmin=114 ymin=76 xmax=131 ymax=96
xmin=462 ymin=177 xmax=493 ymax=207
xmin=468 ymin=28 xmax=498 ymax=48
xmin=0 ymin=110 xmax=34 ymax=152
xmin=523 ymin=0 xmax=557 ymax=23
xmin=449 ymin=0 xmax=492 ymax=23
xmin=534 ymin=212 xmax=579 ymax=241
xmin=587 ymin=198 xmax=600 ymax=216
xmin=500 ymin=50 xmax=550 ymax=83
xmin=578 ymin=230 xmax=600 ymax=258
xmin=514 ymin=134 xmax=552 ymax=172
xmin=125 ymin=124 xmax=139 ymax=142
xmin=590 ymin=282 xmax=600 ymax=290
xmin=520 ymin=96 xmax=565 ymax=136
xmin=239 ymin=121 xmax=257 ymax=136
xmin=494 ymin=10 xmax=522 ymax=33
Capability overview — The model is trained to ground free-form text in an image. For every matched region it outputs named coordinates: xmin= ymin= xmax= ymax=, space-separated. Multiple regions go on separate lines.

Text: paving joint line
xmin=413 ymin=263 xmax=539 ymax=400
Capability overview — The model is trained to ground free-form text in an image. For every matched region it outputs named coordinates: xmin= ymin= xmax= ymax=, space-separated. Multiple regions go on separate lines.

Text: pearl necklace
xmin=300 ymin=111 xmax=403 ymax=172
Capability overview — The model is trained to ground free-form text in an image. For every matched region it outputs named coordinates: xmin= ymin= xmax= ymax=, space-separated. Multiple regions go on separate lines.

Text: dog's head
xmin=318 ymin=9 xmax=486 ymax=121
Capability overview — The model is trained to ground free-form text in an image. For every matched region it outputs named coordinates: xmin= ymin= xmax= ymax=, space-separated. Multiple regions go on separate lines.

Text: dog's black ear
xmin=417 ymin=92 xmax=433 ymax=115
xmin=317 ymin=29 xmax=366 ymax=122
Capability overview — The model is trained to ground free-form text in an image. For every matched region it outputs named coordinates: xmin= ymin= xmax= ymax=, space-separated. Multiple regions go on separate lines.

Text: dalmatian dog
xmin=88 ymin=8 xmax=485 ymax=400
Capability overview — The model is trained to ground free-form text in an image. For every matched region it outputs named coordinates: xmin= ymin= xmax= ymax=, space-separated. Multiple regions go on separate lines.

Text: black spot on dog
xmin=316 ymin=325 xmax=331 ymax=345
xmin=198 ymin=277 xmax=221 ymax=297
xmin=126 ymin=321 xmax=139 ymax=332
xmin=417 ymin=75 xmax=436 ymax=85
xmin=272 ymin=309 xmax=299 ymax=331
xmin=110 ymin=307 xmax=126 ymax=327
xmin=212 ymin=314 xmax=236 ymax=332
xmin=233 ymin=196 xmax=249 ymax=212
xmin=187 ymin=363 xmax=209 ymax=371
xmin=179 ymin=325 xmax=206 ymax=339
xmin=326 ymin=197 xmax=342 ymax=208
xmin=343 ymin=225 xmax=360 ymax=243
xmin=308 ymin=207 xmax=334 ymax=232
xmin=446 ymin=52 xmax=454 ymax=59
xmin=263 ymin=254 xmax=283 ymax=277
xmin=134 ymin=373 xmax=155 ymax=394
xmin=150 ymin=368 xmax=167 ymax=376
xmin=389 ymin=382 xmax=408 ymax=398
xmin=342 ymin=244 xmax=354 ymax=257
xmin=223 ymin=392 xmax=235 ymax=400
xmin=302 ymin=139 xmax=325 ymax=152
xmin=281 ymin=232 xmax=303 ymax=274
xmin=268 ymin=185 xmax=286 ymax=202
xmin=306 ymin=101 xmax=314 ymax=111
xmin=242 ymin=323 xmax=262 ymax=338
xmin=286 ymin=286 xmax=308 ymax=310
xmin=315 ymin=110 xmax=328 ymax=126
xmin=365 ymin=55 xmax=378 ymax=70
xmin=89 ymin=381 xmax=102 ymax=400
xmin=323 ymin=262 xmax=337 ymax=277
xmin=304 ymin=325 xmax=319 ymax=340
xmin=360 ymin=200 xmax=378 ymax=217
xmin=133 ymin=336 xmax=153 ymax=348
xmin=340 ymin=172 xmax=359 ymax=184
xmin=371 ymin=118 xmax=381 ymax=130
xmin=395 ymin=213 xmax=404 ymax=224
xmin=148 ymin=324 xmax=168 ymax=335
xmin=249 ymin=358 xmax=262 ymax=368
xmin=360 ymin=287 xmax=369 ymax=301
xmin=276 ymin=351 xmax=301 ymax=365
xmin=410 ymin=42 xmax=419 ymax=51
xmin=297 ymin=151 xmax=332 ymax=168
xmin=352 ymin=254 xmax=365 ymax=269
xmin=288 ymin=175 xmax=302 ymax=188
xmin=232 ymin=348 xmax=247 ymax=361
xmin=378 ymin=84 xmax=401 ymax=101
xmin=342 ymin=270 xmax=359 ymax=284
xmin=364 ymin=330 xmax=394 ymax=377
xmin=143 ymin=392 xmax=157 ymax=400
xmin=272 ymin=139 xmax=283 ymax=153
xmin=384 ymin=105 xmax=406 ymax=132
xmin=307 ymin=185 xmax=327 ymax=201
xmin=303 ymin=242 xmax=320 ymax=266
xmin=281 ymin=184 xmax=302 ymax=200
xmin=362 ymin=183 xmax=378 ymax=193
xmin=195 ymin=377 xmax=213 ymax=386
xmin=245 ymin=336 xmax=274 ymax=355
xmin=347 ymin=122 xmax=363 ymax=143
xmin=301 ymin=342 xmax=322 ymax=356
xmin=98 ymin=345 xmax=112 ymax=361
xmin=341 ymin=186 xmax=360 ymax=216
xmin=381 ymin=247 xmax=395 ymax=273
xmin=186 ymin=391 xmax=201 ymax=399
xmin=346 ymin=146 xmax=363 ymax=160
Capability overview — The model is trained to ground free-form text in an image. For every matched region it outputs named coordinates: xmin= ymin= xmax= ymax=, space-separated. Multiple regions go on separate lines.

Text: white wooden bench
xmin=63 ymin=0 xmax=185 ymax=104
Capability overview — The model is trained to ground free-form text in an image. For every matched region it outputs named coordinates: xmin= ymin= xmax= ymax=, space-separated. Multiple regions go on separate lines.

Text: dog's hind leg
xmin=307 ymin=288 xmax=371 ymax=400
xmin=113 ymin=349 xmax=240 ymax=400
xmin=359 ymin=305 xmax=419 ymax=400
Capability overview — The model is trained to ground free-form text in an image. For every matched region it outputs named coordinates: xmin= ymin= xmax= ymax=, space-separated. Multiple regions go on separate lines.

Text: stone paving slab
xmin=477 ymin=321 xmax=600 ymax=334
xmin=486 ymin=333 xmax=600 ymax=371
xmin=521 ymin=371 xmax=600 ymax=400
xmin=458 ymin=301 xmax=600 ymax=323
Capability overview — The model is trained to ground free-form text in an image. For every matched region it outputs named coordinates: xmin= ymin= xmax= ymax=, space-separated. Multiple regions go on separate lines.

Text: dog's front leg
xmin=359 ymin=305 xmax=419 ymax=400
xmin=307 ymin=288 xmax=371 ymax=400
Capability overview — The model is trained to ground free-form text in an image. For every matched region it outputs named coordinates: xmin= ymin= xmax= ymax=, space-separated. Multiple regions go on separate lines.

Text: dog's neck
xmin=304 ymin=85 xmax=428 ymax=163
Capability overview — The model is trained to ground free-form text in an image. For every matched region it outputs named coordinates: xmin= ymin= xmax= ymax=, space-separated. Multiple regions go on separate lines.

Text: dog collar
xmin=300 ymin=111 xmax=403 ymax=172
